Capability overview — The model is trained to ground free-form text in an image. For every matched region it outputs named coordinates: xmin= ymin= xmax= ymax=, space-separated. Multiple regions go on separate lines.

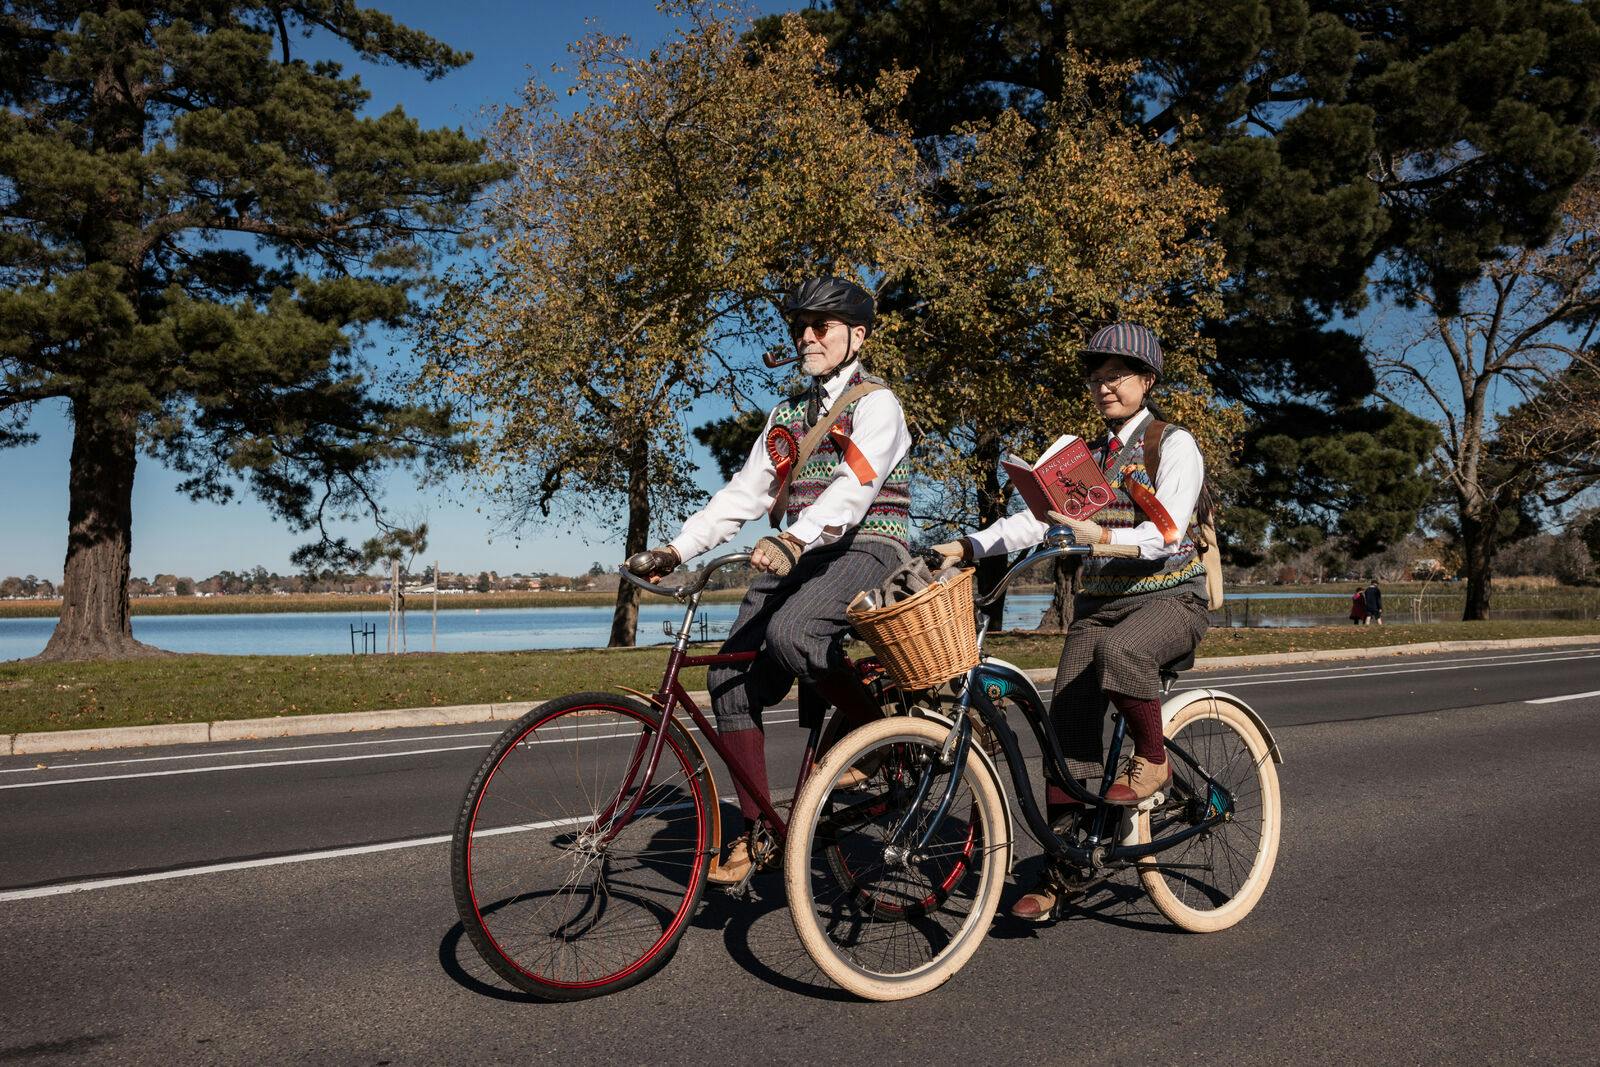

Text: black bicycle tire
xmin=449 ymin=692 xmax=712 ymax=1000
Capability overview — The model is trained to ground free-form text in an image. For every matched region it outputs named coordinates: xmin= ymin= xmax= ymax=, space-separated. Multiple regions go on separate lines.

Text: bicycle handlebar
xmin=971 ymin=526 xmax=1137 ymax=608
xmin=617 ymin=551 xmax=754 ymax=601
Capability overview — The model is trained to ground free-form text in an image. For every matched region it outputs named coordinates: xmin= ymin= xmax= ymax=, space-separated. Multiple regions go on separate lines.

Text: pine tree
xmin=0 ymin=2 xmax=499 ymax=659
xmin=760 ymin=0 xmax=1600 ymax=558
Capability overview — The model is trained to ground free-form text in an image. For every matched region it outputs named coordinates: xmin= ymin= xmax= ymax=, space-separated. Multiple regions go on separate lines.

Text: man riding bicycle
xmin=627 ymin=276 xmax=913 ymax=885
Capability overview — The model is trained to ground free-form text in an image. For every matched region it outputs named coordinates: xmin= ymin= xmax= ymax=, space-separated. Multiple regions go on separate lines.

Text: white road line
xmin=0 ymin=744 xmax=492 ymax=790
xmin=0 ymin=730 xmax=505 ymax=774
xmin=2 ymin=715 xmax=802 ymax=790
xmin=1195 ymin=646 xmax=1600 ymax=684
xmin=1526 ymin=690 xmax=1600 ymax=705
xmin=0 ymin=801 xmax=713 ymax=902
xmin=1175 ymin=652 xmax=1600 ymax=693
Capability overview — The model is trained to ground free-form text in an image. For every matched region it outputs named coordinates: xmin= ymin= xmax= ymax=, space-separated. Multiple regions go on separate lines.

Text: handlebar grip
xmin=1089 ymin=542 xmax=1141 ymax=558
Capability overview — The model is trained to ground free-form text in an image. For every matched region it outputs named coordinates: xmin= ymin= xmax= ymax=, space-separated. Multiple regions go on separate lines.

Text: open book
xmin=1001 ymin=435 xmax=1114 ymax=524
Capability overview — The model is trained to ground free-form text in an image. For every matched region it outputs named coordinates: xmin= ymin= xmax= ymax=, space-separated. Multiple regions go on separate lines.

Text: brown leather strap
xmin=768 ymin=381 xmax=886 ymax=527
xmin=1142 ymin=418 xmax=1168 ymax=481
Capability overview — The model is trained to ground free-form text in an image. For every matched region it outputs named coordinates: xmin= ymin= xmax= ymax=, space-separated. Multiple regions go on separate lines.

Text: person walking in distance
xmin=626 ymin=276 xmax=913 ymax=886
xmin=1350 ymin=589 xmax=1369 ymax=626
xmin=1364 ymin=580 xmax=1383 ymax=625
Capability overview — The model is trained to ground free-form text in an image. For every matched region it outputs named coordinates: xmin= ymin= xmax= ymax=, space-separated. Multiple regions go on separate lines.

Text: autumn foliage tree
xmin=868 ymin=57 xmax=1238 ymax=625
xmin=422 ymin=3 xmax=922 ymax=646
xmin=0 ymin=2 xmax=497 ymax=660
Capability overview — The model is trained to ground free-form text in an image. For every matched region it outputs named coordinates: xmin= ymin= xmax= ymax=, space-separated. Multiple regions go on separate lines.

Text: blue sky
xmin=1 ymin=0 xmax=791 ymax=583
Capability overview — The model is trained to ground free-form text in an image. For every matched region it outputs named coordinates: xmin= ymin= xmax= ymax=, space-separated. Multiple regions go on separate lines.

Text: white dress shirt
xmin=668 ymin=361 xmax=914 ymax=561
xmin=966 ymin=408 xmax=1204 ymax=561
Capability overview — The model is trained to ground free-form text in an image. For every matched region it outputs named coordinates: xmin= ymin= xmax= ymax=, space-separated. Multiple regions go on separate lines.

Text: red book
xmin=1001 ymin=435 xmax=1115 ymax=524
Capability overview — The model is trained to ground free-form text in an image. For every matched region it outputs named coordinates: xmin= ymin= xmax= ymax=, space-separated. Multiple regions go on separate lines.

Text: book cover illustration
xmin=1000 ymin=435 xmax=1114 ymax=523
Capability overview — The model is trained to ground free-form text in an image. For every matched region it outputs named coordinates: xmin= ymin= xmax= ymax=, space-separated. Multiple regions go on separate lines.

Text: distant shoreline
xmin=0 ymin=589 xmax=753 ymax=618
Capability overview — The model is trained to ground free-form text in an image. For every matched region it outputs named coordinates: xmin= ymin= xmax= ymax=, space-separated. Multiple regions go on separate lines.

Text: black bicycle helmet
xmin=781 ymin=276 xmax=875 ymax=335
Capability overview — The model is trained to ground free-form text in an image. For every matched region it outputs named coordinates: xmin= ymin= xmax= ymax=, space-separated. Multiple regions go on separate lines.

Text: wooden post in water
xmin=432 ymin=560 xmax=439 ymax=654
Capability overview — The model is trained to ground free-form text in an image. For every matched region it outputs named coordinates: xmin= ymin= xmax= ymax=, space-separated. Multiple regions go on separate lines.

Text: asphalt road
xmin=2 ymin=643 xmax=1598 ymax=1063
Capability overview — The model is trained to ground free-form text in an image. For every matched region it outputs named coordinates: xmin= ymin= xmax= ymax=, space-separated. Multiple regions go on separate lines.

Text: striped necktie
xmin=1100 ymin=434 xmax=1122 ymax=471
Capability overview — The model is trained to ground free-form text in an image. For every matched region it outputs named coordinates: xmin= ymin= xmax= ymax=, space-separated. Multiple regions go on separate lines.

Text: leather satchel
xmin=1142 ymin=420 xmax=1225 ymax=611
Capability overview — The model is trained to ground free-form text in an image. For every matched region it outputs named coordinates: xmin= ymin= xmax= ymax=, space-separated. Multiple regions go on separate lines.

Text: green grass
xmin=4 ymin=618 xmax=1599 ymax=736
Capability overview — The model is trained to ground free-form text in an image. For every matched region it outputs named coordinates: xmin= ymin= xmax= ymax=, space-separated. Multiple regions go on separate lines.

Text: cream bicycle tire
xmin=1136 ymin=695 xmax=1281 ymax=932
xmin=784 ymin=716 xmax=1011 ymax=1001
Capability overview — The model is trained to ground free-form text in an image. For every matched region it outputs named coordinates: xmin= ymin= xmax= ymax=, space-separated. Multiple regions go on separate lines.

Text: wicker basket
xmin=847 ymin=566 xmax=979 ymax=690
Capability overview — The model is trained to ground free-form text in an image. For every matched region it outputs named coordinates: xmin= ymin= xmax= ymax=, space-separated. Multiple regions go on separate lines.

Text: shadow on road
xmin=692 ymin=872 xmax=856 ymax=1002
xmin=437 ymin=920 xmax=544 ymax=1004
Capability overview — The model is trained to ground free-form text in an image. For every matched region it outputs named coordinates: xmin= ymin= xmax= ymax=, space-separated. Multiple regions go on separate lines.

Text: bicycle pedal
xmin=1134 ymin=790 xmax=1166 ymax=812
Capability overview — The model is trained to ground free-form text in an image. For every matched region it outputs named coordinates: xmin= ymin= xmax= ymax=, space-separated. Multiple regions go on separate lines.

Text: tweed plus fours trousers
xmin=1049 ymin=589 xmax=1210 ymax=783
xmin=708 ymin=536 xmax=904 ymax=733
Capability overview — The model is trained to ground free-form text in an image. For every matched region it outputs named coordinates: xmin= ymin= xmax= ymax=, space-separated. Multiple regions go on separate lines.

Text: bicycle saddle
xmin=1159 ymin=650 xmax=1195 ymax=676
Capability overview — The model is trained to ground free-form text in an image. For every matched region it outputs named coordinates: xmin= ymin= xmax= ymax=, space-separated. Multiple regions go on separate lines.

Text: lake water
xmin=0 ymin=595 xmax=1063 ymax=660
xmin=7 ymin=591 xmax=1537 ymax=662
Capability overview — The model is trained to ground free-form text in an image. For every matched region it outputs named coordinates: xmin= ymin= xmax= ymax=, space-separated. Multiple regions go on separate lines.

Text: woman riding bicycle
xmin=933 ymin=323 xmax=1210 ymax=921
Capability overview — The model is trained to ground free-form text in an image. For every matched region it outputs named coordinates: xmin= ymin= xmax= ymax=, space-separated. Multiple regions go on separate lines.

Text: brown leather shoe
xmin=1104 ymin=755 xmax=1172 ymax=807
xmin=1009 ymin=877 xmax=1059 ymax=922
xmin=707 ymin=833 xmax=753 ymax=885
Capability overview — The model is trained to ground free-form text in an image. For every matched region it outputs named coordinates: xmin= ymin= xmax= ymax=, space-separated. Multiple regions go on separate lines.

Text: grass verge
xmin=3 ymin=618 xmax=1598 ymax=736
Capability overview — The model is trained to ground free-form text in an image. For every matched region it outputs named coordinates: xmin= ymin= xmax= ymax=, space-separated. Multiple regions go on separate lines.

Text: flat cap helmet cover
xmin=781 ymin=276 xmax=876 ymax=333
xmin=1082 ymin=322 xmax=1164 ymax=379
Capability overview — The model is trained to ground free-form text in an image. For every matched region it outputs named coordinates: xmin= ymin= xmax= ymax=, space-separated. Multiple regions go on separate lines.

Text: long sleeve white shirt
xmin=668 ymin=361 xmax=913 ymax=561
xmin=967 ymin=409 xmax=1205 ymax=561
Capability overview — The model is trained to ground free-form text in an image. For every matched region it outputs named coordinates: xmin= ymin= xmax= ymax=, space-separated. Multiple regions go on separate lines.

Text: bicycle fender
xmin=1160 ymin=688 xmax=1283 ymax=765
xmin=973 ymin=656 xmax=1047 ymax=709
xmin=917 ymin=708 xmax=1018 ymax=875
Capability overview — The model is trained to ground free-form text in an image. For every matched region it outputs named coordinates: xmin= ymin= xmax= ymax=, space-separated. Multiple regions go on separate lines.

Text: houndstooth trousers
xmin=707 ymin=536 xmax=905 ymax=733
xmin=1050 ymin=588 xmax=1210 ymax=782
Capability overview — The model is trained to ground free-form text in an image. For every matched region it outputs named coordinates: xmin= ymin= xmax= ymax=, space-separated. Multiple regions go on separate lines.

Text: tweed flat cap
xmin=1082 ymin=322 xmax=1163 ymax=378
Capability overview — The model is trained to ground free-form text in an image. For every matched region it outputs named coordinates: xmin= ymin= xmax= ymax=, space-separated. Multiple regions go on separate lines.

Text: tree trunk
xmin=1038 ymin=556 xmax=1074 ymax=632
xmin=972 ymin=428 xmax=1009 ymax=631
xmin=1459 ymin=503 xmax=1497 ymax=622
xmin=608 ymin=435 xmax=650 ymax=647
xmin=35 ymin=403 xmax=166 ymax=661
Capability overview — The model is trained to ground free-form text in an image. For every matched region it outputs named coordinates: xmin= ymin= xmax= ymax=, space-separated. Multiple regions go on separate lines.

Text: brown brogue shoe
xmin=1104 ymin=755 xmax=1172 ymax=807
xmin=707 ymin=833 xmax=753 ymax=885
xmin=1009 ymin=878 xmax=1058 ymax=922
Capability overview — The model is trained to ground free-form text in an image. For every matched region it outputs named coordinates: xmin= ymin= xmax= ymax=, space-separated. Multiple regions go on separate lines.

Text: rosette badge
xmin=766 ymin=425 xmax=797 ymax=483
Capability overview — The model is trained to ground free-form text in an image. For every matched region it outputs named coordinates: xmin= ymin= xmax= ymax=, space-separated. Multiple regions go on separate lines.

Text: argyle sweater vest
xmin=770 ymin=371 xmax=911 ymax=549
xmin=1078 ymin=418 xmax=1205 ymax=599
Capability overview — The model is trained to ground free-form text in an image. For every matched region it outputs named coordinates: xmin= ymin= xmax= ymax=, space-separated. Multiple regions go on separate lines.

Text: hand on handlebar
xmin=929 ymin=540 xmax=969 ymax=570
xmin=1047 ymin=511 xmax=1106 ymax=546
xmin=625 ymin=546 xmax=680 ymax=584
xmin=751 ymin=533 xmax=803 ymax=576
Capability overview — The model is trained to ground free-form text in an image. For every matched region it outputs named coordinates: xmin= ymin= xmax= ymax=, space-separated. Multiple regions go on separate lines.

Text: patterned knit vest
xmin=769 ymin=370 xmax=912 ymax=550
xmin=1079 ymin=414 xmax=1206 ymax=599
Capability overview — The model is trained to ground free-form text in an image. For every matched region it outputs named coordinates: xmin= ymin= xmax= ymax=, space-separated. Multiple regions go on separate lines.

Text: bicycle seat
xmin=1159 ymin=650 xmax=1195 ymax=676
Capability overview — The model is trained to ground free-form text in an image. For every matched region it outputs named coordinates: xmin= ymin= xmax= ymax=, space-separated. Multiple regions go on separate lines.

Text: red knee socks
xmin=1108 ymin=691 xmax=1166 ymax=763
xmin=719 ymin=727 xmax=769 ymax=824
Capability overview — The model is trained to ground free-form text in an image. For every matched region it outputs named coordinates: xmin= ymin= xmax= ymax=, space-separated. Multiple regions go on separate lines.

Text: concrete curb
xmin=7 ymin=634 xmax=1597 ymax=756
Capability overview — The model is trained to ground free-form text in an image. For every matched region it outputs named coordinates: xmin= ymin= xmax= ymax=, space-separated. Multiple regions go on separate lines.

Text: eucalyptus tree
xmin=422 ymin=5 xmax=923 ymax=646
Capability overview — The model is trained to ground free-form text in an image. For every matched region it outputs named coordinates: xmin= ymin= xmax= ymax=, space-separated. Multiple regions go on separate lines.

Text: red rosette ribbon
xmin=766 ymin=425 xmax=797 ymax=483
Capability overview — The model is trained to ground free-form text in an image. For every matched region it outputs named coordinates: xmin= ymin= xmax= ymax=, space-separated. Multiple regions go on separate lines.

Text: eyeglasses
xmin=1086 ymin=371 xmax=1139 ymax=391
xmin=789 ymin=318 xmax=844 ymax=340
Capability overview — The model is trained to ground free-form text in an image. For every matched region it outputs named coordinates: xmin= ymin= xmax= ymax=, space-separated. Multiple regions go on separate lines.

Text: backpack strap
xmin=768 ymin=381 xmax=886 ymax=528
xmin=1141 ymin=419 xmax=1169 ymax=482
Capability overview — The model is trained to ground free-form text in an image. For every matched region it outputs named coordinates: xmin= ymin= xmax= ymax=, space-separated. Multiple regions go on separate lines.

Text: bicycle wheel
xmin=451 ymin=692 xmax=713 ymax=1000
xmin=785 ymin=716 xmax=1011 ymax=1001
xmin=1135 ymin=695 xmax=1281 ymax=932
